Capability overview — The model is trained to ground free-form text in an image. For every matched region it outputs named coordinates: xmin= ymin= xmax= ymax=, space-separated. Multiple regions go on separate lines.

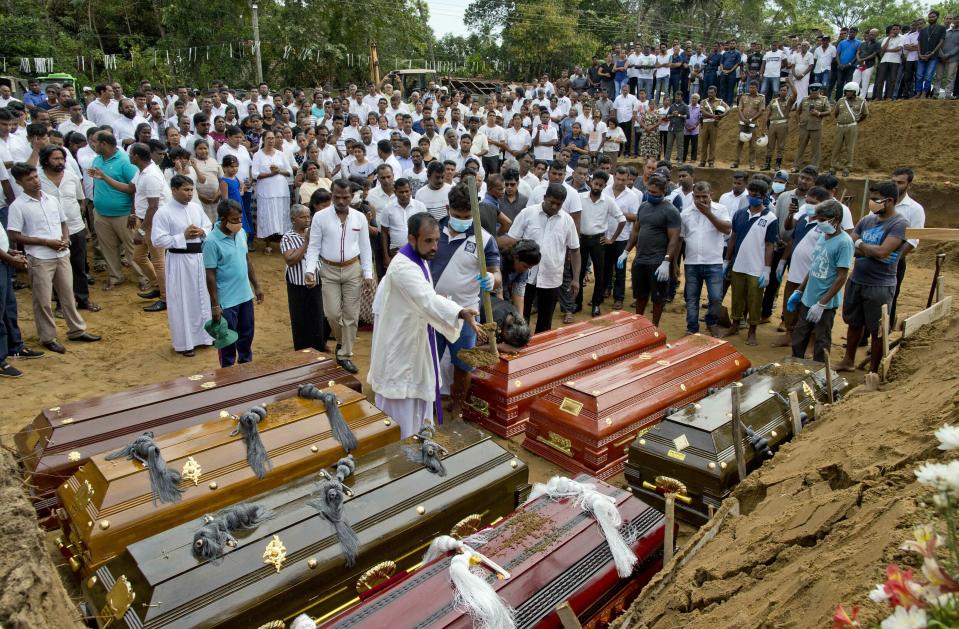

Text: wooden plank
xmin=905 ymin=228 xmax=959 ymax=241
xmin=880 ymin=345 xmax=900 ymax=382
xmin=903 ymin=296 xmax=954 ymax=338
xmin=730 ymin=385 xmax=747 ymax=482
xmin=824 ymin=353 xmax=835 ymax=404
xmin=788 ymin=391 xmax=803 ymax=437
xmin=555 ymin=601 xmax=583 ymax=629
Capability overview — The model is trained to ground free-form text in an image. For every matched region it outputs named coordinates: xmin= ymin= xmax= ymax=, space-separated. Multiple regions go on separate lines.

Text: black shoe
xmin=70 ymin=332 xmax=102 ymax=343
xmin=12 ymin=347 xmax=44 ymax=359
xmin=143 ymin=300 xmax=167 ymax=312
xmin=138 ymin=289 xmax=161 ymax=300
xmin=0 ymin=362 xmax=23 ymax=378
xmin=591 ymin=306 xmax=601 ymax=317
xmin=337 ymin=357 xmax=359 ymax=374
xmin=43 ymin=340 xmax=66 ymax=354
xmin=87 ymin=275 xmax=95 ymax=285
xmin=13 ymin=281 xmax=27 ymax=290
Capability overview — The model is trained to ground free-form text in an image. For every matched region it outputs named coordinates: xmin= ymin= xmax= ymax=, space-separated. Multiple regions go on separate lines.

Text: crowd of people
xmin=0 ymin=40 xmax=932 ymax=435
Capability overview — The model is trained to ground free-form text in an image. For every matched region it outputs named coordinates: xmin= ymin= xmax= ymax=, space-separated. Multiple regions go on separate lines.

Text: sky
xmin=426 ymin=0 xmax=471 ymax=38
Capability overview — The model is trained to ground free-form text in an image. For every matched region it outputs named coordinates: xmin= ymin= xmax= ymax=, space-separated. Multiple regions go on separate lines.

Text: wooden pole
xmin=880 ymin=303 xmax=890 ymax=379
xmin=730 ymin=385 xmax=747 ymax=482
xmin=465 ymin=176 xmax=499 ymax=357
xmin=823 ymin=353 xmax=834 ymax=404
xmin=788 ymin=390 xmax=803 ymax=437
xmin=928 ymin=253 xmax=946 ymax=308
xmin=663 ymin=494 xmax=675 ymax=564
xmin=858 ymin=177 xmax=869 ymax=221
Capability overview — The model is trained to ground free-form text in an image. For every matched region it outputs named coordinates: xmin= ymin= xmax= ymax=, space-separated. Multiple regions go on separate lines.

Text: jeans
xmin=614 ymin=76 xmax=627 ymax=95
xmin=719 ymin=72 xmax=737 ymax=105
xmin=897 ymin=61 xmax=916 ymax=98
xmin=760 ymin=76 xmax=781 ymax=101
xmin=684 ymin=264 xmax=724 ymax=333
xmin=916 ymin=58 xmax=940 ymax=95
xmin=654 ymin=76 xmax=670 ymax=102
xmin=218 ymin=298 xmax=255 ymax=367
xmin=813 ymin=70 xmax=831 ymax=91
xmin=0 ymin=262 xmax=23 ymax=361
xmin=704 ymin=71 xmax=718 ymax=93
xmin=637 ymin=78 xmax=653 ymax=98
xmin=436 ymin=317 xmax=477 ymax=372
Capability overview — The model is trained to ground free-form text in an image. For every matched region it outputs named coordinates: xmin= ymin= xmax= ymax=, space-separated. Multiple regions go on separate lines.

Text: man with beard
xmin=111 ymin=98 xmax=147 ymax=148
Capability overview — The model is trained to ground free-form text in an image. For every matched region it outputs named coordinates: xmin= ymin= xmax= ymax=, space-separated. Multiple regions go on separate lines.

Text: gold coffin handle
xmin=356 ymin=560 xmax=397 ymax=594
xmin=641 ymin=480 xmax=693 ymax=505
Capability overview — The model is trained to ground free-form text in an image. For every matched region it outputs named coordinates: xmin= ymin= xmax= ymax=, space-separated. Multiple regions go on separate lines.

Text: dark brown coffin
xmin=320 ymin=474 xmax=665 ymax=629
xmin=463 ymin=311 xmax=665 ymax=437
xmin=16 ymin=349 xmax=359 ymax=529
xmin=57 ymin=384 xmax=398 ymax=573
xmin=80 ymin=422 xmax=529 ymax=629
xmin=625 ymin=358 xmax=852 ymax=525
xmin=523 ymin=335 xmax=750 ymax=480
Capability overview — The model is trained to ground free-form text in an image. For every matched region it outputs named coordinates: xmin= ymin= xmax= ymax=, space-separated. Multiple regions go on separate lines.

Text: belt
xmin=167 ymin=242 xmax=203 ymax=254
xmin=701 ymin=119 xmax=717 ymax=123
xmin=322 ymin=256 xmax=359 ymax=267
xmin=770 ymin=119 xmax=789 ymax=124
xmin=837 ymin=122 xmax=858 ymax=128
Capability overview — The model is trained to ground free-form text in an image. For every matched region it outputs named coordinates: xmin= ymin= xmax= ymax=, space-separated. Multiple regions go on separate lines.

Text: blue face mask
xmin=817 ymin=222 xmax=836 ymax=235
xmin=803 ymin=203 xmax=816 ymax=216
xmin=772 ymin=182 xmax=786 ymax=194
xmin=448 ymin=216 xmax=473 ymax=233
xmin=645 ymin=194 xmax=663 ymax=204
xmin=747 ymin=195 xmax=763 ymax=207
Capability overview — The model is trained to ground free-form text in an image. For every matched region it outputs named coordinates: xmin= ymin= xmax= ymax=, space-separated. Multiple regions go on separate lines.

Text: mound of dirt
xmin=0 ymin=448 xmax=83 ymax=628
xmin=910 ymin=240 xmax=959 ymax=274
xmin=616 ymin=312 xmax=959 ymax=628
xmin=711 ymin=99 xmax=959 ymax=180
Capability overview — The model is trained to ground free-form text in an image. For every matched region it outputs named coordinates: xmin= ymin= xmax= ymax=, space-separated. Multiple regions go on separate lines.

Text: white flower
xmin=880 ymin=606 xmax=927 ymax=629
xmin=935 ymin=424 xmax=959 ymax=451
xmin=870 ymin=584 xmax=891 ymax=603
xmin=914 ymin=461 xmax=959 ymax=493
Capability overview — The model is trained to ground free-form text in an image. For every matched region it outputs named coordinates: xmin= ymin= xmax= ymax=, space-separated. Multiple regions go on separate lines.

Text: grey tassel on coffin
xmin=230 ymin=405 xmax=271 ymax=478
xmin=405 ymin=426 xmax=449 ymax=476
xmin=192 ymin=503 xmax=274 ymax=562
xmin=105 ymin=431 xmax=183 ymax=505
xmin=298 ymin=383 xmax=358 ymax=452
xmin=308 ymin=455 xmax=359 ymax=567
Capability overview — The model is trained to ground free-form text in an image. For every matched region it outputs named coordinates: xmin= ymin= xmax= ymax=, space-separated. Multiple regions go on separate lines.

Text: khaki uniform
xmin=831 ymin=96 xmax=868 ymax=172
xmin=698 ymin=97 xmax=726 ymax=167
xmin=734 ymin=93 xmax=766 ymax=167
xmin=764 ymin=95 xmax=794 ymax=166
xmin=793 ymin=95 xmax=830 ymax=171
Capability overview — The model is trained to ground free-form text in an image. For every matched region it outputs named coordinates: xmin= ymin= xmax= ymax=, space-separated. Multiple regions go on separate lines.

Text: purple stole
xmin=398 ymin=243 xmax=444 ymax=425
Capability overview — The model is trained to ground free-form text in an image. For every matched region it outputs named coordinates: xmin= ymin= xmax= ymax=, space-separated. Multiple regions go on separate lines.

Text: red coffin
xmin=463 ymin=311 xmax=665 ymax=437
xmin=523 ymin=335 xmax=750 ymax=480
xmin=320 ymin=475 xmax=665 ymax=629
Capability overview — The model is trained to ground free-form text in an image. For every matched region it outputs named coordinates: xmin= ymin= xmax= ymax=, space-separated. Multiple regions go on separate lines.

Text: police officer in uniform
xmin=698 ymin=85 xmax=727 ymax=168
xmin=732 ymin=80 xmax=766 ymax=170
xmin=791 ymin=82 xmax=831 ymax=172
xmin=831 ymin=82 xmax=869 ymax=177
xmin=762 ymin=79 xmax=795 ymax=171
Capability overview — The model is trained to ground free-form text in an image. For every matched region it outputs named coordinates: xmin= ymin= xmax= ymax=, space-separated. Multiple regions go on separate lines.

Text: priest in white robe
xmin=151 ymin=174 xmax=214 ymax=356
xmin=368 ymin=212 xmax=485 ymax=438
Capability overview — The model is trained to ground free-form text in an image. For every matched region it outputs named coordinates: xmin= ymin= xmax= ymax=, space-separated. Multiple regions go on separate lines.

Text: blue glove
xmin=806 ymin=302 xmax=825 ymax=323
xmin=654 ymin=260 xmax=670 ymax=283
xmin=616 ymin=250 xmax=628 ymax=269
xmin=776 ymin=259 xmax=786 ymax=282
xmin=758 ymin=265 xmax=771 ymax=289
xmin=786 ymin=290 xmax=802 ymax=313
xmin=476 ymin=272 xmax=495 ymax=292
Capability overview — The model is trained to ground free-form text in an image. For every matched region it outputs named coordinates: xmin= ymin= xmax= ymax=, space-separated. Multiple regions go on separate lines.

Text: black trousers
xmin=286 ymin=281 xmax=331 ymax=351
xmin=577 ymin=234 xmax=606 ymax=309
xmin=619 ymin=120 xmax=634 ymax=156
xmin=761 ymin=245 xmax=786 ymax=318
xmin=69 ymin=229 xmax=90 ymax=306
xmin=874 ymin=63 xmax=898 ymax=99
xmin=603 ymin=240 xmax=627 ymax=302
xmin=833 ymin=66 xmax=855 ymax=100
xmin=482 ymin=155 xmax=500 ymax=175
xmin=683 ymin=135 xmax=698 ymax=162
xmin=523 ymin=284 xmax=559 ymax=333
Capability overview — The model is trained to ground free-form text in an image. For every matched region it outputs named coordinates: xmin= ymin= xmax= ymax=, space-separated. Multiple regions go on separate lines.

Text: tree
xmin=501 ymin=0 xmax=599 ymax=77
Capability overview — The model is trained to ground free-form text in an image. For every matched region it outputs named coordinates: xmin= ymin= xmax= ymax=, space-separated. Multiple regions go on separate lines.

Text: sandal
xmin=79 ymin=302 xmax=103 ymax=312
xmin=563 ymin=313 xmax=574 ymax=325
xmin=180 ymin=349 xmax=196 ymax=357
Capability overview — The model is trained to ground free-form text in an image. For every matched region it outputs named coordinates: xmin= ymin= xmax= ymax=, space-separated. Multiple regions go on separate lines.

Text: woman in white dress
xmin=251 ymin=130 xmax=292 ymax=253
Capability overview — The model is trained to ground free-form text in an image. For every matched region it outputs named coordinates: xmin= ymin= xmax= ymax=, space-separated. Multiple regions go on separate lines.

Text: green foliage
xmin=502 ymin=0 xmax=600 ymax=77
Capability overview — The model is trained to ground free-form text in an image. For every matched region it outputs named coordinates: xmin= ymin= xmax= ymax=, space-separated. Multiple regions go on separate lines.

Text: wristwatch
xmin=137 ymin=228 xmax=146 ymax=236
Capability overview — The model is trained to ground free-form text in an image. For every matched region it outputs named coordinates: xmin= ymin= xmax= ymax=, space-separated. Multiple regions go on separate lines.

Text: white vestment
xmin=151 ymin=200 xmax=214 ymax=352
xmin=368 ymin=250 xmax=463 ymax=438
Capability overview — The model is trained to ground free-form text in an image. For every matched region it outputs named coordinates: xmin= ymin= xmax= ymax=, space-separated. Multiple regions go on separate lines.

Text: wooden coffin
xmin=57 ymin=383 xmax=397 ymax=573
xmin=16 ymin=349 xmax=360 ymax=529
xmin=624 ymin=358 xmax=852 ymax=525
xmin=523 ymin=335 xmax=750 ymax=480
xmin=463 ymin=311 xmax=665 ymax=437
xmin=80 ymin=422 xmax=529 ymax=629
xmin=320 ymin=474 xmax=665 ymax=629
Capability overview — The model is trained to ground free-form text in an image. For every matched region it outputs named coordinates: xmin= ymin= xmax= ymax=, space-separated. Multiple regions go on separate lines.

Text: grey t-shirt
xmin=634 ymin=200 xmax=682 ymax=264
xmin=850 ymin=213 xmax=908 ymax=286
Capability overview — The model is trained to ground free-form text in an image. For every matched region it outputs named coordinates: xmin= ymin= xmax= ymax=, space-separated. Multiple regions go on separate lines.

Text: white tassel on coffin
xmin=526 ymin=476 xmax=638 ymax=578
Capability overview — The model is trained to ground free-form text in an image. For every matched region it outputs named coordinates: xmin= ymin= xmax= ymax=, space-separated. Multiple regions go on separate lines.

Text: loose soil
xmin=0 ymin=222 xmax=948 ymax=625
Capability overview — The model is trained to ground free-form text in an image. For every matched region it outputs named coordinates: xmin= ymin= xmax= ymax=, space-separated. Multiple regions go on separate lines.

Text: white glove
xmin=758 ymin=265 xmax=771 ymax=289
xmin=654 ymin=259 xmax=670 ymax=283
xmin=776 ymin=259 xmax=786 ymax=282
xmin=806 ymin=302 xmax=825 ymax=323
xmin=723 ymin=260 xmax=730 ymax=274
xmin=616 ymin=251 xmax=628 ymax=268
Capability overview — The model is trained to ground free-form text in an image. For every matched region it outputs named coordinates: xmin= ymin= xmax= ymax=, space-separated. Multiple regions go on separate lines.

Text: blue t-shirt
xmin=203 ymin=225 xmax=254 ymax=309
xmin=837 ymin=39 xmax=861 ymax=65
xmin=802 ymin=231 xmax=854 ymax=310
xmin=560 ymin=134 xmax=588 ymax=167
xmin=850 ymin=213 xmax=908 ymax=287
xmin=721 ymin=50 xmax=741 ymax=70
xmin=92 ymin=150 xmax=139 ymax=217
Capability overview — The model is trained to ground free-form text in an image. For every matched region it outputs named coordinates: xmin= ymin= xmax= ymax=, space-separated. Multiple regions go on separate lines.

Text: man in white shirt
xmin=478 ymin=111 xmax=507 ymax=174
xmin=6 ymin=163 xmax=100 ymax=352
xmin=578 ymin=170 xmax=625 ymax=316
xmin=812 ymin=36 xmax=838 ymax=88
xmin=414 ymin=161 xmax=452 ymax=221
xmin=129 ymin=143 xmax=171 ymax=312
xmin=501 ymin=183 xmax=581 ymax=333
xmin=900 ymin=19 xmax=922 ymax=99
xmin=380 ymin=177 xmax=427 ymax=261
xmin=875 ymin=25 xmax=904 ymax=100
xmin=890 ymin=167 xmax=925 ymax=326
xmin=681 ymin=181 xmax=731 ymax=336
xmin=57 ymin=99 xmax=96 ymax=138
xmin=790 ymin=41 xmax=815 ymax=107
xmin=111 ymin=98 xmax=148 ymax=148
xmin=304 ymin=179 xmax=376 ymax=374
xmin=0 ymin=84 xmax=19 ymax=108
xmin=216 ymin=125 xmax=254 ymax=211
xmin=86 ymin=84 xmax=119 ymax=127
xmin=528 ymin=159 xmax=584 ymax=220
xmin=612 ymin=84 xmax=639 ymax=157
xmin=655 ymin=44 xmax=673 ymax=102
xmin=184 ymin=113 xmax=215 ymax=157
xmin=0 ymin=109 xmax=31 ymax=169
xmin=760 ymin=42 xmax=786 ymax=102
xmin=531 ymin=110 xmax=558 ymax=162
xmin=719 ymin=170 xmax=750 ymax=214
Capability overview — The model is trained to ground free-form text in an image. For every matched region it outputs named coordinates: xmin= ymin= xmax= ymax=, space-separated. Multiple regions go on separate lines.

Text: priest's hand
xmin=458 ymin=308 xmax=485 ymax=340
xmin=305 ymin=272 xmax=317 ymax=288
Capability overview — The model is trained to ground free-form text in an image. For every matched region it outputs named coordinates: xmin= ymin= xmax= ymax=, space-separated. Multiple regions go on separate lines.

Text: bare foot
xmin=746 ymin=330 xmax=758 ymax=346
xmin=771 ymin=335 xmax=792 ymax=347
xmin=833 ymin=360 xmax=857 ymax=372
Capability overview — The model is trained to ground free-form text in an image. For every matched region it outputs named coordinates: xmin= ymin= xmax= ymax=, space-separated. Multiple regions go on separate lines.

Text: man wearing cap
xmin=762 ymin=80 xmax=795 ymax=171
xmin=732 ymin=81 xmax=765 ymax=170
xmin=792 ymin=83 xmax=830 ymax=172
xmin=698 ymin=86 xmax=727 ymax=167
xmin=831 ymin=83 xmax=868 ymax=177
